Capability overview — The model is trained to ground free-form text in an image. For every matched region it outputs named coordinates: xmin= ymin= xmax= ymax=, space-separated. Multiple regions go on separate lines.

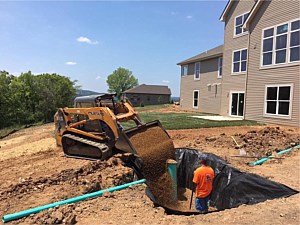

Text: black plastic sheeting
xmin=175 ymin=148 xmax=299 ymax=210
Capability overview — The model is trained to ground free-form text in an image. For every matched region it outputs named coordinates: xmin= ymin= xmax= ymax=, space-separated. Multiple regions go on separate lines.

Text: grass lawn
xmin=0 ymin=125 xmax=25 ymax=138
xmin=133 ymin=104 xmax=172 ymax=112
xmin=121 ymin=111 xmax=260 ymax=130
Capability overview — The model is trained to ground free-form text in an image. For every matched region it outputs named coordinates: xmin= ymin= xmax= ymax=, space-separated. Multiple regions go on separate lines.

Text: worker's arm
xmin=193 ymin=169 xmax=199 ymax=184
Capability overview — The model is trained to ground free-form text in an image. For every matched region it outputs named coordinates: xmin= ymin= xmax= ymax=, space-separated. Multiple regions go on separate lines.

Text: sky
xmin=0 ymin=0 xmax=227 ymax=97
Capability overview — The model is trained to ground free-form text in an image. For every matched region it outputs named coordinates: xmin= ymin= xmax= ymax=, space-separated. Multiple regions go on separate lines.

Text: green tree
xmin=0 ymin=71 xmax=14 ymax=128
xmin=0 ymin=71 xmax=78 ymax=129
xmin=35 ymin=73 xmax=78 ymax=122
xmin=106 ymin=67 xmax=138 ymax=99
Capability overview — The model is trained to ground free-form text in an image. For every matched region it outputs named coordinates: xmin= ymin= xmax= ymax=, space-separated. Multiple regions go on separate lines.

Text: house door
xmin=230 ymin=92 xmax=244 ymax=116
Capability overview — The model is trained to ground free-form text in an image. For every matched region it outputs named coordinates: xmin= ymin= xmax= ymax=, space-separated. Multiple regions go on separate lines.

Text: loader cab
xmin=74 ymin=94 xmax=118 ymax=114
xmin=72 ymin=94 xmax=118 ymax=135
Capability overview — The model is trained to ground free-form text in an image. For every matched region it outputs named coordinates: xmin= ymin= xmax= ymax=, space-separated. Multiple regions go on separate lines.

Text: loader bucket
xmin=115 ymin=120 xmax=173 ymax=156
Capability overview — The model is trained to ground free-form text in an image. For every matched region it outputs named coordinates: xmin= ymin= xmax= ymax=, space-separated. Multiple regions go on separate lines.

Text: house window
xmin=262 ymin=19 xmax=300 ymax=66
xmin=234 ymin=12 xmax=249 ymax=36
xmin=181 ymin=65 xmax=188 ymax=76
xmin=218 ymin=57 xmax=223 ymax=78
xmin=232 ymin=49 xmax=247 ymax=73
xmin=265 ymin=85 xmax=292 ymax=116
xmin=193 ymin=90 xmax=199 ymax=108
xmin=194 ymin=62 xmax=200 ymax=80
xmin=290 ymin=20 xmax=300 ymax=62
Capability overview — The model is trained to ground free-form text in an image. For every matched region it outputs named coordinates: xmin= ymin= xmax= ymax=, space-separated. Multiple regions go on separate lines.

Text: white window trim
xmin=194 ymin=62 xmax=200 ymax=80
xmin=233 ymin=12 xmax=250 ymax=37
xmin=260 ymin=18 xmax=300 ymax=68
xmin=232 ymin=48 xmax=248 ymax=74
xmin=229 ymin=91 xmax=245 ymax=118
xmin=263 ymin=84 xmax=293 ymax=119
xmin=193 ymin=90 xmax=199 ymax=109
xmin=218 ymin=57 xmax=223 ymax=78
xmin=181 ymin=65 xmax=188 ymax=76
xmin=289 ymin=18 xmax=300 ymax=63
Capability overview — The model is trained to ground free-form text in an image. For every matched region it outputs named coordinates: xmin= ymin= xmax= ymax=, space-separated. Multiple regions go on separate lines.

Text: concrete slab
xmin=190 ymin=115 xmax=243 ymax=121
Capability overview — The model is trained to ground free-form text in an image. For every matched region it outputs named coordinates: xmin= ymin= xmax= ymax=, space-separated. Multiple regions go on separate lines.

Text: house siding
xmin=220 ymin=0 xmax=255 ymax=116
xmin=180 ymin=57 xmax=222 ymax=114
xmin=125 ymin=93 xmax=170 ymax=107
xmin=245 ymin=0 xmax=300 ymax=126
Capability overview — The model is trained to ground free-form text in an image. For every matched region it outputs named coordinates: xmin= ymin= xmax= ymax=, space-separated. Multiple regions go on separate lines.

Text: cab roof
xmin=74 ymin=93 xmax=116 ymax=103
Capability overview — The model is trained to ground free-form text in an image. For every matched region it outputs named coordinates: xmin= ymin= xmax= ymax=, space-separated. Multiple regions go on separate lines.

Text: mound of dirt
xmin=1 ymin=154 xmax=135 ymax=224
xmin=235 ymin=127 xmax=299 ymax=157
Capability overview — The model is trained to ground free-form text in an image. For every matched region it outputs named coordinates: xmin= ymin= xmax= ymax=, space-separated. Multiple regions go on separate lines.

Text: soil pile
xmin=129 ymin=126 xmax=176 ymax=206
xmin=235 ymin=127 xmax=300 ymax=157
xmin=0 ymin=155 xmax=135 ymax=224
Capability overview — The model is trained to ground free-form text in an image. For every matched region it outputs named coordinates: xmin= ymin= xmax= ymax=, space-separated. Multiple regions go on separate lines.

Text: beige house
xmin=178 ymin=0 xmax=299 ymax=127
xmin=177 ymin=45 xmax=223 ymax=114
xmin=122 ymin=84 xmax=171 ymax=107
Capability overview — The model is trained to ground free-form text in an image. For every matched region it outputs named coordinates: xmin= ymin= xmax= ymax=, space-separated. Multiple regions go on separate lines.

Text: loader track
xmin=62 ymin=134 xmax=112 ymax=160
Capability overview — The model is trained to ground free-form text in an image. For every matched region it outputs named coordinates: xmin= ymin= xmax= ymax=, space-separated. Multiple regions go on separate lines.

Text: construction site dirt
xmin=0 ymin=114 xmax=299 ymax=224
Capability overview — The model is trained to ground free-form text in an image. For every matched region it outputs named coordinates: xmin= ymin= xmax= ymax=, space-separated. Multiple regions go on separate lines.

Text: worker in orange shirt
xmin=193 ymin=154 xmax=215 ymax=213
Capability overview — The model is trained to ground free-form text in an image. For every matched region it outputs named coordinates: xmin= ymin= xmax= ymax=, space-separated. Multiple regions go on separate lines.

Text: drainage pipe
xmin=249 ymin=145 xmax=300 ymax=166
xmin=167 ymin=159 xmax=178 ymax=201
xmin=2 ymin=179 xmax=146 ymax=223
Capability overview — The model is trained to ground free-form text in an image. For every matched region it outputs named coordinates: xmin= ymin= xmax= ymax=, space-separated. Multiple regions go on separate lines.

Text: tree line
xmin=0 ymin=71 xmax=77 ymax=129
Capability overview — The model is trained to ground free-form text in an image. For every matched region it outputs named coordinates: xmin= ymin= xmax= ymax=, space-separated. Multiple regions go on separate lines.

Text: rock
xmin=102 ymin=206 xmax=111 ymax=211
xmin=75 ymin=207 xmax=82 ymax=213
xmin=64 ymin=214 xmax=76 ymax=224
xmin=51 ymin=211 xmax=63 ymax=223
xmin=102 ymin=192 xmax=111 ymax=198
xmin=206 ymin=136 xmax=217 ymax=142
xmin=81 ymin=181 xmax=101 ymax=194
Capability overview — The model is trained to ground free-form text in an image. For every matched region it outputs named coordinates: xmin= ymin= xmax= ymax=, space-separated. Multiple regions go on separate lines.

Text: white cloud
xmin=96 ymin=75 xmax=106 ymax=80
xmin=77 ymin=36 xmax=99 ymax=45
xmin=186 ymin=15 xmax=193 ymax=19
xmin=162 ymin=80 xmax=170 ymax=83
xmin=65 ymin=61 xmax=77 ymax=65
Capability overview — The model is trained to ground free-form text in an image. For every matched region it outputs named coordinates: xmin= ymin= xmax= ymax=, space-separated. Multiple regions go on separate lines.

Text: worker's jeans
xmin=195 ymin=196 xmax=210 ymax=212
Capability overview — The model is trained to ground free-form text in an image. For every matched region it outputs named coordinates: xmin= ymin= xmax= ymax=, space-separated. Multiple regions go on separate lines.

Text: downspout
xmin=244 ymin=25 xmax=251 ymax=120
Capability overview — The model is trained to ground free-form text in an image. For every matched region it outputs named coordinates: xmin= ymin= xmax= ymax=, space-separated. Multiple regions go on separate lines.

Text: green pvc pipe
xmin=167 ymin=159 xmax=178 ymax=201
xmin=249 ymin=145 xmax=300 ymax=166
xmin=2 ymin=179 xmax=146 ymax=223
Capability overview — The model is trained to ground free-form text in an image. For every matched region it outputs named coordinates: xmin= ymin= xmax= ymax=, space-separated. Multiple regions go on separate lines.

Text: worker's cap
xmin=199 ymin=154 xmax=208 ymax=163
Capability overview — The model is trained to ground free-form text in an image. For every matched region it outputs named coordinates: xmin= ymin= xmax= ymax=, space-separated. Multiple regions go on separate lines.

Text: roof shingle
xmin=177 ymin=44 xmax=223 ymax=65
xmin=123 ymin=84 xmax=171 ymax=95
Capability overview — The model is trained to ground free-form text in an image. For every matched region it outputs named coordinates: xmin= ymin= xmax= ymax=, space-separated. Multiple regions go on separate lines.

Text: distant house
xmin=122 ymin=84 xmax=171 ymax=107
xmin=178 ymin=0 xmax=299 ymax=127
xmin=177 ymin=45 xmax=223 ymax=114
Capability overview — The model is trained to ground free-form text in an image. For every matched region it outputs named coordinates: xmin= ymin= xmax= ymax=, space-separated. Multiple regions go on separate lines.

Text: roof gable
xmin=220 ymin=0 xmax=234 ymax=21
xmin=243 ymin=0 xmax=263 ymax=30
xmin=123 ymin=84 xmax=171 ymax=95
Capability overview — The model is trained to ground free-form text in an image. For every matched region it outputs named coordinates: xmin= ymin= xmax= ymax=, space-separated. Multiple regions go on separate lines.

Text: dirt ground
xmin=0 ymin=108 xmax=299 ymax=224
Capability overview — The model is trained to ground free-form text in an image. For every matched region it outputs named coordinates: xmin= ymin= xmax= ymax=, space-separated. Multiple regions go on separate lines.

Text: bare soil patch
xmin=0 ymin=122 xmax=299 ymax=224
